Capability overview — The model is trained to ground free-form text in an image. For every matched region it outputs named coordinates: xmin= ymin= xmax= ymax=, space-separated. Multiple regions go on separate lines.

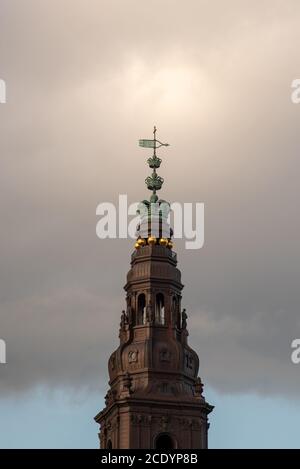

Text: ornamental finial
xmin=138 ymin=126 xmax=169 ymax=202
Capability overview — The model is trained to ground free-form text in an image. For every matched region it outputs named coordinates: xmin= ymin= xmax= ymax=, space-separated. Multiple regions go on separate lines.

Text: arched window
xmin=106 ymin=439 xmax=112 ymax=449
xmin=137 ymin=294 xmax=146 ymax=325
xmin=155 ymin=293 xmax=165 ymax=325
xmin=172 ymin=296 xmax=178 ymax=326
xmin=155 ymin=433 xmax=174 ymax=449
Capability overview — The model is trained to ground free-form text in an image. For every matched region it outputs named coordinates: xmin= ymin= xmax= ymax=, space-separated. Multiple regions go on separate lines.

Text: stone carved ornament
xmin=159 ymin=347 xmax=172 ymax=362
xmin=128 ymin=349 xmax=138 ymax=363
xmin=130 ymin=414 xmax=152 ymax=425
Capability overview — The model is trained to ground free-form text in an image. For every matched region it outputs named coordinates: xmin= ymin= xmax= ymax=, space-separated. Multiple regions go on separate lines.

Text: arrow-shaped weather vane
xmin=139 ymin=126 xmax=170 ymax=151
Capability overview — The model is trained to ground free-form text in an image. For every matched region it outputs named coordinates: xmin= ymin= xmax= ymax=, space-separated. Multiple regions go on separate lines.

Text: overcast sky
xmin=1 ymin=0 xmax=300 ymax=447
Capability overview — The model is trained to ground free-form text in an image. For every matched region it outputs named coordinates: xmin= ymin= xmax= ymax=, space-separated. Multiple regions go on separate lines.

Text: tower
xmin=95 ymin=128 xmax=213 ymax=449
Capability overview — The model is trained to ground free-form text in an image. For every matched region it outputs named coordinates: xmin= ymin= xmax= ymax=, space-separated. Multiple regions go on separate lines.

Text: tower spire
xmin=136 ymin=127 xmax=172 ymax=249
xmin=95 ymin=130 xmax=213 ymax=449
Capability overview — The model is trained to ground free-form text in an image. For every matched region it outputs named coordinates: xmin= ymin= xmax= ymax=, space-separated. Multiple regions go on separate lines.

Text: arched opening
xmin=137 ymin=294 xmax=146 ymax=325
xmin=106 ymin=439 xmax=112 ymax=449
xmin=155 ymin=433 xmax=174 ymax=449
xmin=172 ymin=296 xmax=178 ymax=326
xmin=155 ymin=293 xmax=165 ymax=325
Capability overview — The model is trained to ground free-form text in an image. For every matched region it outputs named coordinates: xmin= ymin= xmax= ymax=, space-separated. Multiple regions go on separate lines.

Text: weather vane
xmin=138 ymin=126 xmax=169 ymax=203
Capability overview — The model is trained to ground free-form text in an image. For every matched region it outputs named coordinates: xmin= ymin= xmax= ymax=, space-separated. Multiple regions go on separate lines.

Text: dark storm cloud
xmin=1 ymin=0 xmax=300 ymax=396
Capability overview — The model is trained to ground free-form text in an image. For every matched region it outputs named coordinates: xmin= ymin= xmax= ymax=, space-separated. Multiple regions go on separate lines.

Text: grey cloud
xmin=0 ymin=0 xmax=300 ymax=397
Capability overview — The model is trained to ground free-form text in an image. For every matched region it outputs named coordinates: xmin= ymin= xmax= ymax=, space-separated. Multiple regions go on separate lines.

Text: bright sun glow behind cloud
xmin=72 ymin=56 xmax=223 ymax=133
xmin=124 ymin=59 xmax=215 ymax=117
